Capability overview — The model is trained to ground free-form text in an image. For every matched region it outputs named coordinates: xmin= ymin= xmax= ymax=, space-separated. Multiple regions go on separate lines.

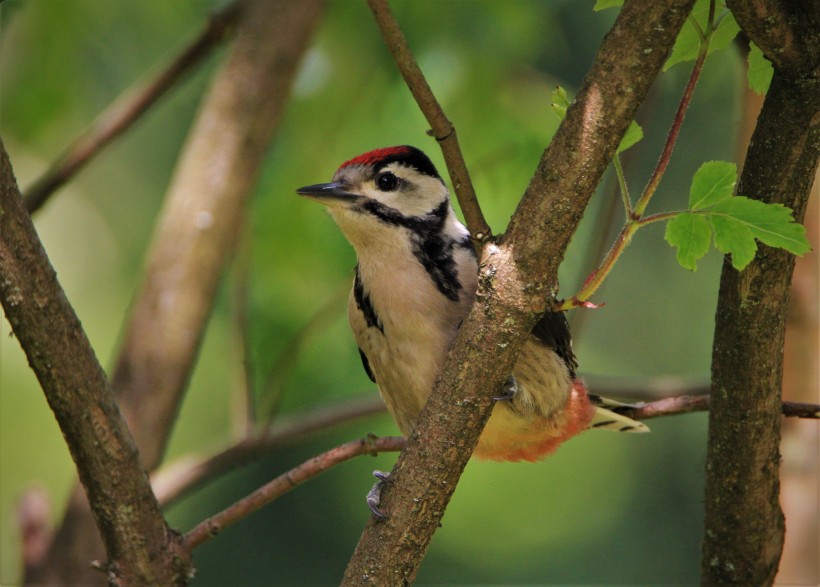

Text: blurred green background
xmin=0 ymin=0 xmax=744 ymax=583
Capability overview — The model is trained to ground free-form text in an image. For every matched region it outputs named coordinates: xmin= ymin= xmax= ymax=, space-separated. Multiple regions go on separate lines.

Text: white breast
xmin=347 ymin=220 xmax=477 ymax=435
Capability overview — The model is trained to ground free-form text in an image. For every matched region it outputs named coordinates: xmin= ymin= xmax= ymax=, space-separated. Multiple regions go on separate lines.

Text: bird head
xmin=297 ymin=146 xmax=454 ymax=248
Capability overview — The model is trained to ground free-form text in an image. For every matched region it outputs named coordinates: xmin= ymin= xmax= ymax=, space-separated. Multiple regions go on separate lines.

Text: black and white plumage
xmin=297 ymin=146 xmax=646 ymax=463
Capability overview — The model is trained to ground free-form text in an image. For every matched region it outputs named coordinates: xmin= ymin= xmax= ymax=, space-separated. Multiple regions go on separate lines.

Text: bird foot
xmin=366 ymin=470 xmax=391 ymax=519
xmin=492 ymin=375 xmax=519 ymax=402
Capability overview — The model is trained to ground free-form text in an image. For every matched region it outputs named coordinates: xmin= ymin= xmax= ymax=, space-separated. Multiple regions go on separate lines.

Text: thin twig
xmin=613 ymin=155 xmax=633 ymax=219
xmin=152 ymin=394 xmax=386 ymax=507
xmin=23 ymin=0 xmax=244 ymax=213
xmin=178 ymin=392 xmax=818 ymax=553
xmin=183 ymin=435 xmax=405 ymax=551
xmin=365 ymin=0 xmax=490 ymax=243
xmin=632 ymin=6 xmax=712 ymax=217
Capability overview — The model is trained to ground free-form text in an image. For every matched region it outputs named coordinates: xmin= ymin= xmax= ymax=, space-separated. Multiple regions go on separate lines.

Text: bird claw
xmin=366 ymin=470 xmax=391 ymax=519
xmin=493 ymin=375 xmax=519 ymax=402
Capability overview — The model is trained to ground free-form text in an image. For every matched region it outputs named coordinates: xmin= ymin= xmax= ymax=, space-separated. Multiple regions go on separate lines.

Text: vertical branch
xmin=0 ymin=141 xmax=189 ymax=584
xmin=701 ymin=2 xmax=819 ymax=583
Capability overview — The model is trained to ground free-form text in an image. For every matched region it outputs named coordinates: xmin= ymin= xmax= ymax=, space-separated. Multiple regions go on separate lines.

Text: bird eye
xmin=376 ymin=172 xmax=400 ymax=192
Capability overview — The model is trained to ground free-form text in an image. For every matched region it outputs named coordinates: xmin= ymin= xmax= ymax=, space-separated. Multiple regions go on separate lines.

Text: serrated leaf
xmin=747 ymin=42 xmax=773 ymax=95
xmin=709 ymin=214 xmax=757 ymax=269
xmin=665 ymin=212 xmax=712 ymax=270
xmin=551 ymin=85 xmax=569 ymax=121
xmin=689 ymin=161 xmax=736 ymax=210
xmin=593 ymin=0 xmax=623 ymax=10
xmin=708 ymin=197 xmax=811 ymax=255
xmin=617 ymin=120 xmax=644 ymax=153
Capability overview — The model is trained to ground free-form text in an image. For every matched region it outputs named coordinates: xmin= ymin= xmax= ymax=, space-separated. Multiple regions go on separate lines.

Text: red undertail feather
xmin=510 ymin=380 xmax=596 ymax=462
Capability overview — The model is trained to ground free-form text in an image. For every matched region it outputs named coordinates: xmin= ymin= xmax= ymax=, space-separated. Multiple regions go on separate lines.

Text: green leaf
xmin=665 ymin=212 xmax=712 ymax=270
xmin=664 ymin=0 xmax=710 ymax=71
xmin=708 ymin=12 xmax=740 ymax=54
xmin=669 ymin=186 xmax=812 ymax=271
xmin=617 ymin=120 xmax=644 ymax=153
xmin=708 ymin=197 xmax=812 ymax=256
xmin=550 ymin=85 xmax=569 ymax=121
xmin=747 ymin=42 xmax=773 ymax=95
xmin=664 ymin=23 xmax=700 ymax=71
xmin=709 ymin=214 xmax=757 ymax=269
xmin=664 ymin=1 xmax=737 ymax=71
xmin=689 ymin=161 xmax=736 ymax=210
xmin=593 ymin=0 xmax=623 ymax=10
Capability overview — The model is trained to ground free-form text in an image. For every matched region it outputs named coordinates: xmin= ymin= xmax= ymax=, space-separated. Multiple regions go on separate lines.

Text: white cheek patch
xmin=368 ymin=171 xmax=449 ymax=218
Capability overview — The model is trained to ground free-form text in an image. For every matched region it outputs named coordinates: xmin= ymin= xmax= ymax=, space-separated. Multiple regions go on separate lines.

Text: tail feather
xmin=588 ymin=394 xmax=650 ymax=433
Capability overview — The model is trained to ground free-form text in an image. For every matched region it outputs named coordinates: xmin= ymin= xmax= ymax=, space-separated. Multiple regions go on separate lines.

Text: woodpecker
xmin=297 ymin=145 xmax=647 ymax=468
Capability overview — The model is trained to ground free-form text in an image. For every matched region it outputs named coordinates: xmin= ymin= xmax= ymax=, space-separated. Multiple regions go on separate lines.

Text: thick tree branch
xmin=701 ymin=7 xmax=819 ymax=583
xmin=1 ymin=141 xmax=189 ymax=584
xmin=365 ymin=0 xmax=490 ymax=241
xmin=23 ymin=0 xmax=243 ymax=213
xmin=31 ymin=1 xmax=325 ymax=584
xmin=341 ymin=1 xmax=696 ymax=584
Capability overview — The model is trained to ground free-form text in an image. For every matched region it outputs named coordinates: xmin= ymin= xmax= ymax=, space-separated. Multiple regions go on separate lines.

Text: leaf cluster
xmin=666 ymin=162 xmax=810 ymax=270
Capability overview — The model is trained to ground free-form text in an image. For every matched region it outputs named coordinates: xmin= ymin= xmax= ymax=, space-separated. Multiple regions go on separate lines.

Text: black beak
xmin=296 ymin=182 xmax=361 ymax=205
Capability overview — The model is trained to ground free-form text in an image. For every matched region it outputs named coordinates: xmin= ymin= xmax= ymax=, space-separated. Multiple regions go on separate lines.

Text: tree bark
xmin=341 ymin=0 xmax=695 ymax=584
xmin=25 ymin=0 xmax=324 ymax=583
xmin=0 ymin=141 xmax=190 ymax=584
xmin=701 ymin=2 xmax=819 ymax=580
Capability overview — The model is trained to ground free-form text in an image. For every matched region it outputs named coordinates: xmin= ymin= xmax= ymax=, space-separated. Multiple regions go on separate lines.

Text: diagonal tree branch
xmin=23 ymin=0 xmax=244 ymax=213
xmin=341 ymin=1 xmax=696 ymax=584
xmin=30 ymin=1 xmax=326 ymax=584
xmin=365 ymin=0 xmax=490 ymax=242
xmin=183 ymin=436 xmax=405 ymax=551
xmin=701 ymin=3 xmax=819 ymax=583
xmin=0 ymin=141 xmax=189 ymax=584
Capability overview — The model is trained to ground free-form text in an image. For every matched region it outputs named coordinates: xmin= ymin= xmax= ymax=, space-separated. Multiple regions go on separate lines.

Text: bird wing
xmin=531 ymin=311 xmax=578 ymax=379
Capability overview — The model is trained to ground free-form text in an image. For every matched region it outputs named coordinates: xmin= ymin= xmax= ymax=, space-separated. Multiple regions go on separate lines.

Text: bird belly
xmin=349 ymin=290 xmax=454 ymax=436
